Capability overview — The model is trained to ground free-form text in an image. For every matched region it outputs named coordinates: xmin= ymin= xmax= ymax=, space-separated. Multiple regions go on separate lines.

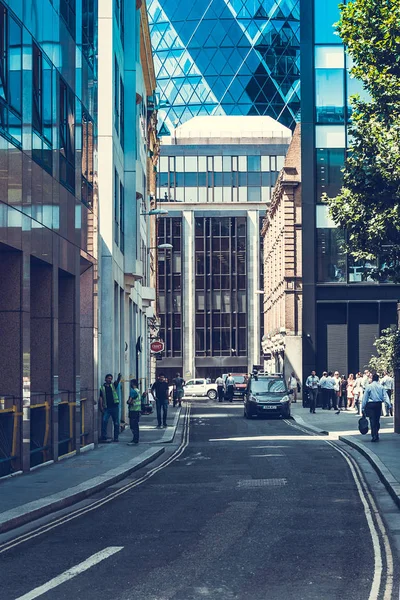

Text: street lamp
xmin=255 ymin=290 xmax=265 ymax=295
xmin=140 ymin=208 xmax=169 ymax=216
xmin=148 ymin=243 xmax=173 ymax=251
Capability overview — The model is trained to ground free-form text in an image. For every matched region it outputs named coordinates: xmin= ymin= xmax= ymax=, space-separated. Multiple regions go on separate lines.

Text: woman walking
xmin=353 ymin=372 xmax=363 ymax=415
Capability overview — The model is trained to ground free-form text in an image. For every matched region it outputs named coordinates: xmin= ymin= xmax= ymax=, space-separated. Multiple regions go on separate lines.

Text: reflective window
xmin=316 ymin=70 xmax=344 ymax=124
xmin=261 ymin=156 xmax=270 ymax=171
xmin=238 ymin=156 xmax=247 ymax=171
xmin=214 ymin=156 xmax=222 ymax=172
xmin=348 ymin=260 xmax=377 ymax=283
xmin=316 ymin=149 xmax=345 ymax=201
xmin=81 ymin=110 xmax=94 ymax=208
xmin=315 ymin=125 xmax=346 ymax=148
xmin=222 ymin=156 xmax=231 ymax=171
xmin=59 ymin=77 xmax=75 ymax=192
xmin=314 ymin=0 xmax=342 ymax=44
xmin=0 ymin=7 xmax=22 ymax=147
xmin=248 ymin=187 xmax=261 ymax=202
xmin=32 ymin=42 xmax=53 ymax=172
xmin=315 ymin=46 xmax=344 ymax=69
xmin=185 ymin=156 xmax=197 ymax=171
xmin=60 ymin=0 xmax=76 ymax=39
xmin=317 ymin=228 xmax=346 ymax=282
xmin=247 ymin=155 xmax=261 ymax=171
xmin=82 ymin=0 xmax=95 ymax=64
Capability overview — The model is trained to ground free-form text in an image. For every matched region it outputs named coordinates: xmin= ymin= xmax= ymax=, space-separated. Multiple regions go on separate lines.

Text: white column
xmin=182 ymin=211 xmax=195 ymax=379
xmin=247 ymin=211 xmax=260 ymax=372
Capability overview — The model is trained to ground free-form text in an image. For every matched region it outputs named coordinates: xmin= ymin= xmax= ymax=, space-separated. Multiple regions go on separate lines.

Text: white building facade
xmin=98 ymin=0 xmax=157 ymax=417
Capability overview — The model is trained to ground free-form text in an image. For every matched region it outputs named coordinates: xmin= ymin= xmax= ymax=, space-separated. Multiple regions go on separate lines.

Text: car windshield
xmin=233 ymin=376 xmax=246 ymax=384
xmin=251 ymin=379 xmax=286 ymax=394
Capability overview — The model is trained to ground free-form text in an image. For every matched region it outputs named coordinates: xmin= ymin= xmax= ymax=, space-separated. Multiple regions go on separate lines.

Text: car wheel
xmin=207 ymin=389 xmax=217 ymax=400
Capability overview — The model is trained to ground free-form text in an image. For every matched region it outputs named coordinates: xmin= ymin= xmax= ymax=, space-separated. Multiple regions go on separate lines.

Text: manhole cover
xmin=237 ymin=478 xmax=287 ymax=488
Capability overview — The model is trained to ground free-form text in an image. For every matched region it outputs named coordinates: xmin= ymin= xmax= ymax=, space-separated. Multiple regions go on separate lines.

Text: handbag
xmin=358 ymin=416 xmax=369 ymax=435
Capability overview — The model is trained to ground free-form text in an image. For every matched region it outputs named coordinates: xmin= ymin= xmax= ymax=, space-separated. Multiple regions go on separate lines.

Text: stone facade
xmin=261 ymin=125 xmax=302 ymax=379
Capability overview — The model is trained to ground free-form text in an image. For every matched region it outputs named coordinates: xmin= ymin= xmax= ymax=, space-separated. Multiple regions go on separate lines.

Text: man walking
xmin=362 ymin=373 xmax=391 ymax=442
xmin=127 ymin=379 xmax=141 ymax=445
xmin=216 ymin=375 xmax=225 ymax=402
xmin=305 ymin=370 xmax=319 ymax=414
xmin=99 ymin=372 xmax=122 ymax=442
xmin=319 ymin=372 xmax=329 ymax=410
xmin=152 ymin=373 xmax=170 ymax=428
xmin=381 ymin=371 xmax=394 ymax=416
xmin=172 ymin=372 xmax=185 ymax=407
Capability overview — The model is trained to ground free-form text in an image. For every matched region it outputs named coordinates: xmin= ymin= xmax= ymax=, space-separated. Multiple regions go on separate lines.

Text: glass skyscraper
xmin=148 ymin=0 xmax=300 ymax=134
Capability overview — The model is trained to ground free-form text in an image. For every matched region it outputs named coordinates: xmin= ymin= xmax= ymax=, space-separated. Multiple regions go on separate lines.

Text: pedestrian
xmin=347 ymin=374 xmax=355 ymax=409
xmin=340 ymin=375 xmax=348 ymax=410
xmin=151 ymin=373 xmax=170 ymax=428
xmin=215 ymin=375 xmax=225 ymax=402
xmin=381 ymin=371 xmax=394 ymax=416
xmin=287 ymin=371 xmax=299 ymax=403
xmin=333 ymin=371 xmax=341 ymax=411
xmin=362 ymin=373 xmax=391 ymax=442
xmin=225 ymin=373 xmax=235 ymax=402
xmin=172 ymin=372 xmax=185 ymax=407
xmin=319 ymin=371 xmax=330 ymax=409
xmin=326 ymin=371 xmax=337 ymax=410
xmin=99 ymin=372 xmax=122 ymax=442
xmin=305 ymin=370 xmax=319 ymax=414
xmin=127 ymin=379 xmax=141 ymax=445
xmin=353 ymin=372 xmax=363 ymax=415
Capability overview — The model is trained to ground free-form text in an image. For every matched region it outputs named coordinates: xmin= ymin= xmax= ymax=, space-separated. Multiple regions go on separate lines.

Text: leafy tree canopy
xmin=326 ymin=0 xmax=400 ymax=281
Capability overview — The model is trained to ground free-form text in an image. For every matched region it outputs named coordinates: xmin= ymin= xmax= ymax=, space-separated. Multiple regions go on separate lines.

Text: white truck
xmin=183 ymin=378 xmax=218 ymax=400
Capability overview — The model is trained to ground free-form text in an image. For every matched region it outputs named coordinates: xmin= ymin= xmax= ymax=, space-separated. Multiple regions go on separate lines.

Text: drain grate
xmin=237 ymin=478 xmax=287 ymax=488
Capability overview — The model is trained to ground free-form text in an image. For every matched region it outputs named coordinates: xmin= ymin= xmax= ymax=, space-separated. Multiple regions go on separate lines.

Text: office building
xmin=261 ymin=124 xmax=301 ymax=378
xmin=0 ymin=0 xmax=98 ymax=475
xmin=301 ymin=0 xmax=399 ymax=378
xmin=98 ymin=0 xmax=158 ymax=419
xmin=155 ymin=115 xmax=291 ymax=380
xmin=148 ymin=0 xmax=300 ymax=134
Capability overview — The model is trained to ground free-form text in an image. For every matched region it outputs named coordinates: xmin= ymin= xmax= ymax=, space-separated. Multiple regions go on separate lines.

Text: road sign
xmin=150 ymin=340 xmax=164 ymax=353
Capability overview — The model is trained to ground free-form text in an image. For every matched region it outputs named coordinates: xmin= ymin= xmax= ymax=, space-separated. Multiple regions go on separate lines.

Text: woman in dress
xmin=353 ymin=372 xmax=363 ymax=414
xmin=347 ymin=373 xmax=355 ymax=409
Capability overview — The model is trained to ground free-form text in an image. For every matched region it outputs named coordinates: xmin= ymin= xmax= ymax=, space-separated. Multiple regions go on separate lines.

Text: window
xmin=247 ymin=155 xmax=261 ymax=171
xmin=81 ymin=110 xmax=94 ymax=207
xmin=32 ymin=42 xmax=53 ymax=172
xmin=114 ymin=169 xmax=119 ymax=245
xmin=314 ymin=0 xmax=342 ymax=44
xmin=0 ymin=7 xmax=22 ymax=148
xmin=315 ymin=47 xmax=345 ymax=124
xmin=317 ymin=228 xmax=346 ymax=282
xmin=82 ymin=0 xmax=95 ymax=65
xmin=120 ymin=77 xmax=124 ymax=149
xmin=316 ymin=148 xmax=345 ymax=201
xmin=248 ymin=187 xmax=261 ymax=202
xmin=60 ymin=0 xmax=76 ymax=39
xmin=114 ymin=58 xmax=119 ymax=135
xmin=59 ymin=77 xmax=75 ymax=192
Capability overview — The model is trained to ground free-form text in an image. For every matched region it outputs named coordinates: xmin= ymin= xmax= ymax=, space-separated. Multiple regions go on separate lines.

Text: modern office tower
xmin=155 ymin=115 xmax=291 ymax=380
xmin=148 ymin=0 xmax=300 ymax=134
xmin=98 ymin=0 xmax=158 ymax=416
xmin=0 ymin=0 xmax=98 ymax=475
xmin=301 ymin=0 xmax=399 ymax=378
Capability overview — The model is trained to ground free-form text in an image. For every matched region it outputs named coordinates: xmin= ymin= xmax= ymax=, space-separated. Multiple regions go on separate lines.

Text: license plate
xmin=263 ymin=405 xmax=277 ymax=410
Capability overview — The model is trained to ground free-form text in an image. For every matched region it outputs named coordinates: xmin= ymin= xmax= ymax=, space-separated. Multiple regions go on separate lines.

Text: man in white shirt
xmin=325 ymin=371 xmax=337 ymax=410
xmin=381 ymin=372 xmax=394 ymax=416
xmin=287 ymin=372 xmax=299 ymax=403
xmin=225 ymin=374 xmax=235 ymax=402
xmin=306 ymin=370 xmax=319 ymax=414
xmin=319 ymin=372 xmax=329 ymax=410
xmin=215 ymin=376 xmax=225 ymax=403
xmin=362 ymin=374 xmax=391 ymax=442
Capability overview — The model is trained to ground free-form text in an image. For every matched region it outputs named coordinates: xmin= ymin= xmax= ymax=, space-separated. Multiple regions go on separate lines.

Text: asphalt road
xmin=0 ymin=401 xmax=397 ymax=600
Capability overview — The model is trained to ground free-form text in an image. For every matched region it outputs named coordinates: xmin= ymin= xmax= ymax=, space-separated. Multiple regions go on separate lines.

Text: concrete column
xmin=247 ymin=211 xmax=260 ymax=372
xmin=182 ymin=211 xmax=195 ymax=379
xmin=80 ymin=263 xmax=96 ymax=446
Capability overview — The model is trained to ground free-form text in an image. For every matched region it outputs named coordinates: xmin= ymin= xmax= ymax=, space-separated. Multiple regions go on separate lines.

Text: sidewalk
xmin=291 ymin=402 xmax=400 ymax=508
xmin=0 ymin=405 xmax=182 ymax=534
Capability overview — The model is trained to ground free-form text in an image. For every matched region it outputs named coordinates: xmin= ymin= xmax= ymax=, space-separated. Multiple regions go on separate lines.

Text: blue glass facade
xmin=148 ymin=0 xmax=300 ymax=133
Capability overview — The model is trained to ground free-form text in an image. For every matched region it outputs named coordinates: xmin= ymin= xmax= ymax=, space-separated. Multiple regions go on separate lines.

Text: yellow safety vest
xmin=100 ymin=383 xmax=119 ymax=404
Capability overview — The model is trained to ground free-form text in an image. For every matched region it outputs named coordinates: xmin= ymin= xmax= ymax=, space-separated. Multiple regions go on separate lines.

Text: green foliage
xmin=368 ymin=327 xmax=400 ymax=374
xmin=326 ymin=0 xmax=400 ymax=281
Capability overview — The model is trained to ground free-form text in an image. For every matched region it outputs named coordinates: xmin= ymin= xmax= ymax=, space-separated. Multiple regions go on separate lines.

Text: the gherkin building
xmin=148 ymin=0 xmax=300 ymax=135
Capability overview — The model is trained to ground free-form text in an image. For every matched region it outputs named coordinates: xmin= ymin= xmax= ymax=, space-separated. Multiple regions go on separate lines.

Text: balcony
xmin=141 ymin=286 xmax=156 ymax=308
xmin=124 ymin=260 xmax=143 ymax=291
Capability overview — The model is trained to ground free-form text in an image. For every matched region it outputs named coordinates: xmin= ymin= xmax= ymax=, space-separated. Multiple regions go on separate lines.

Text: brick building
xmin=261 ymin=125 xmax=302 ymax=379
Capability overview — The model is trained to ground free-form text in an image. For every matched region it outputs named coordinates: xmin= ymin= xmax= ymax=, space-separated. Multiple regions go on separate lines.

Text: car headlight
xmin=280 ymin=395 xmax=289 ymax=403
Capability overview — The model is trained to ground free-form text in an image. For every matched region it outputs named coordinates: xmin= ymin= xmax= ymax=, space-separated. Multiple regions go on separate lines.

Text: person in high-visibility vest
xmin=127 ymin=379 xmax=142 ymax=445
xmin=99 ymin=373 xmax=121 ymax=442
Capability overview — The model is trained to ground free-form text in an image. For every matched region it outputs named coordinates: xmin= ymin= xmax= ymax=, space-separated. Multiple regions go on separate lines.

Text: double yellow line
xmin=0 ymin=404 xmax=191 ymax=555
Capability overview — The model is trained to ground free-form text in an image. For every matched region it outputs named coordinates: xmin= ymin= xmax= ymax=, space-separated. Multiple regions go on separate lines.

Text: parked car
xmin=230 ymin=374 xmax=248 ymax=399
xmin=244 ymin=375 xmax=291 ymax=419
xmin=183 ymin=378 xmax=218 ymax=400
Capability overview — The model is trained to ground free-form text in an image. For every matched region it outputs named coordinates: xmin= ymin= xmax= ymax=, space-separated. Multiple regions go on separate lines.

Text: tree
xmin=368 ymin=328 xmax=400 ymax=375
xmin=326 ymin=0 xmax=400 ymax=282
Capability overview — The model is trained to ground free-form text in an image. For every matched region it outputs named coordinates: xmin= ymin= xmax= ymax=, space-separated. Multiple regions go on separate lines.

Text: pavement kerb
xmin=339 ymin=435 xmax=400 ymax=510
xmin=0 ymin=447 xmax=165 ymax=535
xmin=156 ymin=407 xmax=181 ymax=444
xmin=291 ymin=413 xmax=329 ymax=436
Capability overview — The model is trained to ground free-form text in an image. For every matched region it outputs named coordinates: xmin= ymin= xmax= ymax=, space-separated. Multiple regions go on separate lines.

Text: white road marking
xmin=15 ymin=547 xmax=123 ymax=600
xmin=285 ymin=419 xmax=394 ymax=600
xmin=250 ymin=454 xmax=285 ymax=457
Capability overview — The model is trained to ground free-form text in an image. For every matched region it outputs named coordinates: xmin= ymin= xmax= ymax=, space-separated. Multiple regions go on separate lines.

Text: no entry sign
xmin=150 ymin=340 xmax=164 ymax=353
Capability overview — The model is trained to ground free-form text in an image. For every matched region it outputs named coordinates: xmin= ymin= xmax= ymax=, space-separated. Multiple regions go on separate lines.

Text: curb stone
xmin=291 ymin=413 xmax=329 ymax=436
xmin=339 ymin=435 xmax=400 ymax=510
xmin=0 ymin=447 xmax=164 ymax=535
